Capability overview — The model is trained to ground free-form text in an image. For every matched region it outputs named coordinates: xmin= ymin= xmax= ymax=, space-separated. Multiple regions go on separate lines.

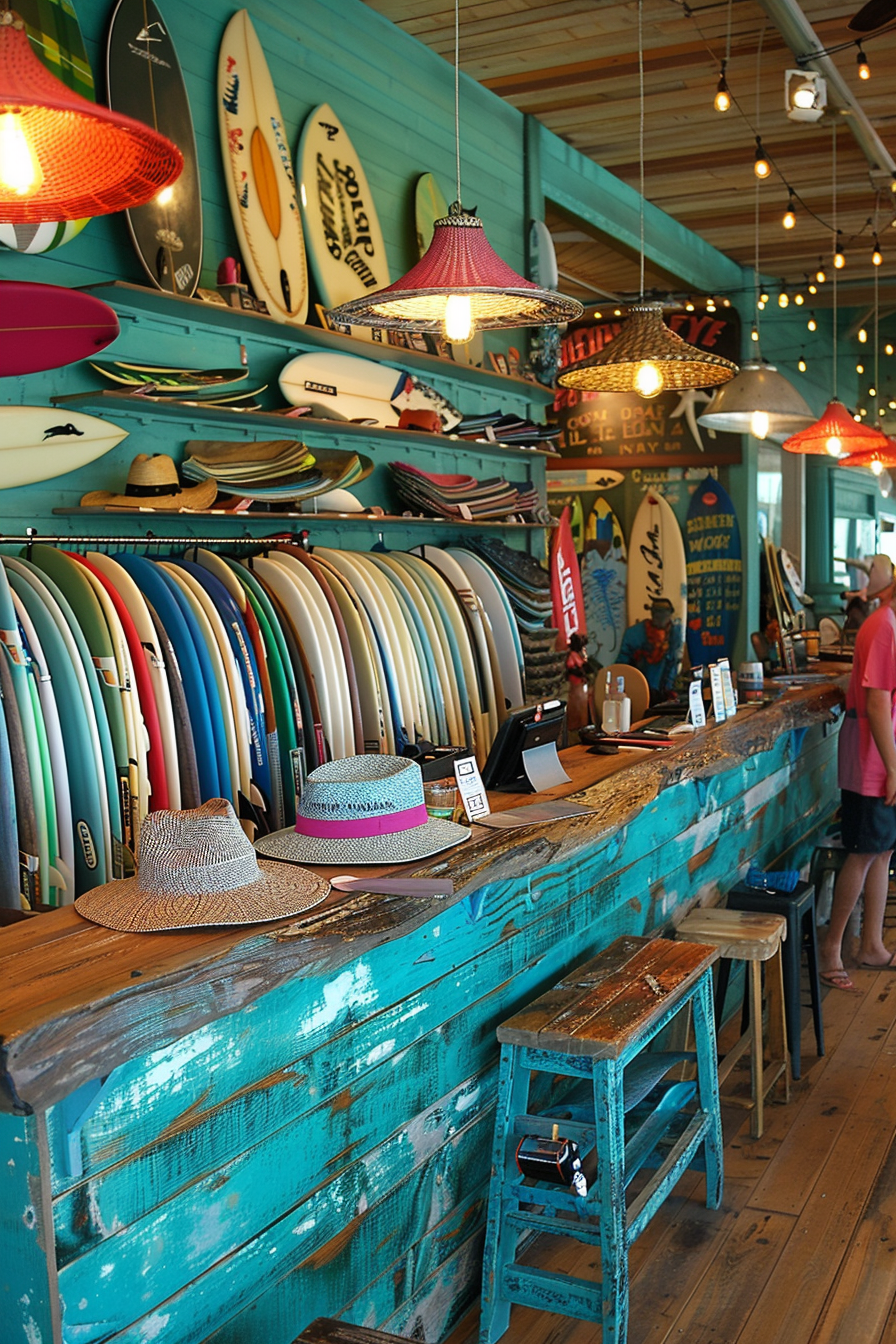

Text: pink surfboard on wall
xmin=0 ymin=282 xmax=120 ymax=377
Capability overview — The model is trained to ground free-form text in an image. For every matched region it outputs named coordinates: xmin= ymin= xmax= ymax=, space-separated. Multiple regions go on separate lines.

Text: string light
xmin=751 ymin=323 xmax=760 ymax=342
xmin=685 ymin=298 xmax=695 ymax=311
xmin=808 ymin=280 xmax=817 ymax=295
xmin=857 ymin=362 xmax=865 ymax=373
xmin=714 ymin=61 xmax=731 ymax=112
xmin=783 ymin=192 xmax=797 ymax=229
xmin=816 ymin=261 xmax=826 ymax=284
xmin=859 ymin=328 xmax=868 ymax=343
xmin=798 ymin=356 xmax=807 ymax=371
xmin=778 ymin=285 xmax=790 ymax=308
xmin=706 ymin=295 xmax=717 ymax=312
xmin=834 ymin=233 xmax=846 ymax=269
xmin=856 ymin=45 xmax=870 ymax=80
xmin=872 ymin=234 xmax=883 ymax=266
xmin=754 ymin=137 xmax=771 ymax=179
xmin=794 ymin=291 xmax=805 ymax=305
xmin=808 ymin=314 xmax=817 ymax=331
xmin=887 ymin=344 xmax=894 ymax=356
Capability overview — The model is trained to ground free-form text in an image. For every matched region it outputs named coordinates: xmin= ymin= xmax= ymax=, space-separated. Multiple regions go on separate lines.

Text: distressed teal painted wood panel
xmin=0 ymin=1112 xmax=56 ymax=1344
xmin=61 ymin=1098 xmax=494 ymax=1344
xmin=380 ymin=1231 xmax=485 ymax=1342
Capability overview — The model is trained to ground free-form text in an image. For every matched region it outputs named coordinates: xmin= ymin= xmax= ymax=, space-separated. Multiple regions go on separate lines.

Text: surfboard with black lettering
xmin=684 ymin=474 xmax=742 ymax=666
xmin=218 ymin=9 xmax=309 ymax=325
xmin=297 ymin=103 xmax=390 ymax=341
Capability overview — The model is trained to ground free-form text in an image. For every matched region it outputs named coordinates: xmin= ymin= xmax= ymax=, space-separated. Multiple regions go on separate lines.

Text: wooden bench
xmin=294 ymin=1319 xmax=409 ymax=1344
xmin=479 ymin=934 xmax=723 ymax=1344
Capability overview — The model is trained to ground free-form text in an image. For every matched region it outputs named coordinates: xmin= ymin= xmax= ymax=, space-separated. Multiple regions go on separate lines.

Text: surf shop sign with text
xmin=554 ymin=311 xmax=742 ymax=468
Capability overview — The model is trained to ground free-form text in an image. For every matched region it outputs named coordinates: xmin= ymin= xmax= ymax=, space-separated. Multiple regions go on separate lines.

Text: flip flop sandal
xmin=819 ymin=968 xmax=862 ymax=993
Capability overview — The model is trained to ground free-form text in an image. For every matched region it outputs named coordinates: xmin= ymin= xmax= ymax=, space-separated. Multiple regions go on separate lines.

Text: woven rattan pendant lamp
xmin=558 ymin=0 xmax=737 ymax=399
xmin=328 ymin=0 xmax=582 ymax=342
xmin=0 ymin=9 xmax=182 ymax=221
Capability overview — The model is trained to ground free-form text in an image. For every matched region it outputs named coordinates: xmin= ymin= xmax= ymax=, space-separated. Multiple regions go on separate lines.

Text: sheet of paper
xmin=522 ymin=741 xmax=572 ymax=792
xmin=477 ymin=800 xmax=594 ymax=829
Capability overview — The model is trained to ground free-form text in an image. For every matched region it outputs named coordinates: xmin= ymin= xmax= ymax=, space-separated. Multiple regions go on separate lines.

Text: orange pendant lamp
xmin=838 ymin=438 xmax=896 ymax=474
xmin=782 ymin=400 xmax=888 ymax=457
xmin=0 ymin=10 xmax=182 ymax=222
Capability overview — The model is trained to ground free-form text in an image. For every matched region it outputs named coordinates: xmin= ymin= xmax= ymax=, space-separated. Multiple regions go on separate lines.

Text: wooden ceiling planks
xmin=361 ymin=0 xmax=896 ymax=307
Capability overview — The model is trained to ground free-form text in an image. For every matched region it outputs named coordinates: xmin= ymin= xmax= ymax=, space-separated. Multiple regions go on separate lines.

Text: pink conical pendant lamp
xmin=0 ymin=9 xmax=182 ymax=222
xmin=328 ymin=0 xmax=582 ymax=342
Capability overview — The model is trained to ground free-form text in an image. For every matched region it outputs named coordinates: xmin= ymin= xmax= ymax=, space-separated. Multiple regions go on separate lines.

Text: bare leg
xmin=857 ymin=850 xmax=894 ymax=966
xmin=821 ymin=851 xmax=877 ymax=972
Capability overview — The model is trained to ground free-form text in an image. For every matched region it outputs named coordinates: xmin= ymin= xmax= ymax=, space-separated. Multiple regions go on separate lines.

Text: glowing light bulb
xmin=751 ymin=411 xmax=770 ymax=440
xmin=759 ymin=290 xmax=770 ymax=304
xmin=758 ymin=299 xmax=766 ymax=311
xmin=798 ymin=357 xmax=807 ymax=371
xmin=685 ymin=300 xmax=695 ymax=312
xmin=857 ymin=47 xmax=870 ymax=80
xmin=808 ymin=317 xmax=817 ymax=331
xmin=834 ymin=248 xmax=846 ymax=270
xmin=634 ymin=361 xmax=664 ymax=398
xmin=872 ymin=458 xmax=883 ymax=475
xmin=873 ymin=245 xmax=883 ymax=267
xmin=751 ymin=324 xmax=760 ymax=342
xmin=795 ymin=293 xmax=805 ymax=305
xmin=870 ymin=385 xmax=877 ymax=396
xmin=887 ymin=344 xmax=894 ymax=356
xmin=826 ymin=435 xmax=842 ymax=456
xmin=783 ymin=206 xmax=796 ymax=230
xmin=808 ymin=282 xmax=817 ymax=295
xmin=754 ymin=139 xmax=771 ymax=179
xmin=444 ymin=294 xmax=473 ymax=343
xmin=890 ymin=400 xmax=896 ymax=409
xmin=859 ymin=328 xmax=868 ymax=343
xmin=0 ymin=112 xmax=43 ymax=198
xmin=857 ymin=363 xmax=865 ymax=374
xmin=706 ymin=296 xmax=716 ymax=312
xmin=792 ymin=84 xmax=817 ymax=110
xmin=816 ymin=265 xmax=826 ymax=284
xmin=778 ymin=290 xmax=789 ymax=308
xmin=156 ymin=185 xmax=175 ymax=206
xmin=594 ymin=311 xmax=602 ymax=320
xmin=714 ymin=80 xmax=731 ymax=113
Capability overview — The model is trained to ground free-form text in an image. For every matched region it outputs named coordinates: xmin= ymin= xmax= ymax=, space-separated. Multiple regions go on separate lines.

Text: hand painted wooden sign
xmin=684 ymin=474 xmax=742 ymax=664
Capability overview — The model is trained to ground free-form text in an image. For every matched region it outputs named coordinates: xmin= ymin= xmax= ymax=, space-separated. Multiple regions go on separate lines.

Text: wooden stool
xmin=294 ymin=1321 xmax=405 ymax=1344
xmin=724 ymin=880 xmax=824 ymax=1080
xmin=676 ymin=908 xmax=791 ymax=1138
xmin=479 ymin=935 xmax=723 ymax=1344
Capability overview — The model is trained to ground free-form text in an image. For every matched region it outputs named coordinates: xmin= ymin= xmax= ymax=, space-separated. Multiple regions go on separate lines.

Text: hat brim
xmin=79 ymin=477 xmax=219 ymax=511
xmin=74 ymin=858 xmax=330 ymax=932
xmin=254 ymin=817 xmax=471 ymax=867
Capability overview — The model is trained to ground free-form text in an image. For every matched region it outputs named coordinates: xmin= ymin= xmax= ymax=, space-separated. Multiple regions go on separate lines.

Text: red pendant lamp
xmin=838 ymin=438 xmax=896 ymax=473
xmin=328 ymin=0 xmax=582 ymax=341
xmin=0 ymin=10 xmax=182 ymax=222
xmin=782 ymin=400 xmax=888 ymax=457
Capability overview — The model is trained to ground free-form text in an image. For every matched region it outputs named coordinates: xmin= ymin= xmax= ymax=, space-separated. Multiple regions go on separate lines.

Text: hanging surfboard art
xmin=218 ymin=9 xmax=309 ymax=324
xmin=298 ymin=103 xmax=390 ymax=340
xmin=684 ymin=475 xmax=742 ymax=667
xmin=107 ymin=0 xmax=202 ymax=297
xmin=626 ymin=489 xmax=688 ymax=630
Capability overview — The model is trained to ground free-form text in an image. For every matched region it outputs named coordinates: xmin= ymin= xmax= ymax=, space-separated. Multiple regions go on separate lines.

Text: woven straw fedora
xmin=80 ymin=453 xmax=218 ymax=511
xmin=75 ymin=799 xmax=331 ymax=931
xmin=255 ymin=755 xmax=470 ymax=867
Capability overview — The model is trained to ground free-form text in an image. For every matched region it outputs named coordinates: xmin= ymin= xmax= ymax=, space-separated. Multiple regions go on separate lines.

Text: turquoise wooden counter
xmin=0 ymin=678 xmax=843 ymax=1344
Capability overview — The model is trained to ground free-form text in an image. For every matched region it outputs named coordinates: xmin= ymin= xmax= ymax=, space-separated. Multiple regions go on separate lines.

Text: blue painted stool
xmin=479 ymin=935 xmax=724 ymax=1344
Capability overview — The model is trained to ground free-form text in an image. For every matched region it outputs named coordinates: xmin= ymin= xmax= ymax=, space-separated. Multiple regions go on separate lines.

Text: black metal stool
xmin=723 ymin=879 xmax=824 ymax=1080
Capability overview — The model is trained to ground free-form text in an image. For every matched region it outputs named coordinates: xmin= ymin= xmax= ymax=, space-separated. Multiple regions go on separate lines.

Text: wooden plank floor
xmin=446 ymin=912 xmax=896 ymax=1344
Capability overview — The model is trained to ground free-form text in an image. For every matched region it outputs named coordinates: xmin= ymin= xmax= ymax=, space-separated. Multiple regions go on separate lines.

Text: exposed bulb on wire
xmin=714 ymin=63 xmax=731 ymax=113
xmin=834 ymin=235 xmax=846 ymax=269
xmin=872 ymin=236 xmax=883 ymax=266
xmin=826 ymin=435 xmax=843 ymax=457
xmin=794 ymin=292 xmax=804 ymax=305
xmin=887 ymin=344 xmax=894 ymax=356
xmin=444 ymin=294 xmax=474 ymax=343
xmin=634 ymin=361 xmax=664 ymax=399
xmin=857 ymin=45 xmax=870 ymax=80
xmin=751 ymin=324 xmax=760 ymax=342
xmin=815 ymin=262 xmax=826 ymax=284
xmin=754 ymin=138 xmax=771 ymax=179
xmin=798 ymin=357 xmax=807 ymax=371
xmin=859 ymin=328 xmax=868 ymax=343
xmin=783 ymin=193 xmax=796 ymax=229
xmin=778 ymin=288 xmax=789 ymax=309
xmin=0 ymin=113 xmax=43 ymax=198
xmin=808 ymin=315 xmax=817 ymax=331
xmin=706 ymin=295 xmax=716 ymax=313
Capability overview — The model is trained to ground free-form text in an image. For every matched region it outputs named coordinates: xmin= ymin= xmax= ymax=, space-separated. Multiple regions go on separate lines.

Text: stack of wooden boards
xmin=0 ymin=543 xmax=528 ymax=911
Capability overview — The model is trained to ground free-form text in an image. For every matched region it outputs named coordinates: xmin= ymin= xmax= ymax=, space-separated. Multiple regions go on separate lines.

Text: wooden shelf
xmin=79 ymin=281 xmax=556 ymax=405
xmin=50 ymin=389 xmax=559 ymax=465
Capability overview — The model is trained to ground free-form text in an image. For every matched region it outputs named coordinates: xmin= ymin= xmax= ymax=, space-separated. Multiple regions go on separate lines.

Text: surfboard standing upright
xmin=218 ymin=10 xmax=309 ymax=325
xmin=582 ymin=496 xmax=628 ymax=665
xmin=0 ymin=0 xmax=94 ymax=254
xmin=627 ymin=490 xmax=688 ymax=631
xmin=684 ymin=475 xmax=742 ymax=667
xmin=107 ymin=0 xmax=202 ymax=297
xmin=298 ymin=103 xmax=390 ymax=342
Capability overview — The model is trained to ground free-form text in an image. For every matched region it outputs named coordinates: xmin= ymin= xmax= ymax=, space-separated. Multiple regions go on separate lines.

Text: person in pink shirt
xmin=821 ymin=554 xmax=896 ymax=990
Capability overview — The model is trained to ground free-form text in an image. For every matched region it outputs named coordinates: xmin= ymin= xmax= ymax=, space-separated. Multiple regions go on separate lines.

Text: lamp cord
xmin=454 ymin=0 xmax=462 ymax=207
xmin=832 ymin=122 xmax=838 ymax=401
xmin=639 ymin=0 xmax=645 ymax=299
xmin=754 ymin=176 xmax=762 ymax=358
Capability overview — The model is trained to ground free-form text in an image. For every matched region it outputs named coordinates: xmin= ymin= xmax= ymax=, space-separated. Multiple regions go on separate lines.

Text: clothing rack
xmin=0 ymin=528 xmax=311 ymax=557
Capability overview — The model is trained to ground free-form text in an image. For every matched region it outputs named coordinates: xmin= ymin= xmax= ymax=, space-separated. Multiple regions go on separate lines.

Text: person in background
xmin=821 ymin=553 xmax=896 ymax=990
xmin=618 ymin=597 xmax=683 ymax=703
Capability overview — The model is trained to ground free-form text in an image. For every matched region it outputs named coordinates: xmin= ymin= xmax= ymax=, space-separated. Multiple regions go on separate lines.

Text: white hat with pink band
xmin=254 ymin=755 xmax=471 ymax=867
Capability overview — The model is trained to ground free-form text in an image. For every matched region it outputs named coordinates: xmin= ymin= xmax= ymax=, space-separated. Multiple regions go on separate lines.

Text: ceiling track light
xmin=714 ymin=60 xmax=731 ymax=113
xmin=783 ymin=192 xmax=797 ymax=229
xmin=856 ymin=44 xmax=870 ymax=80
xmin=785 ymin=68 xmax=826 ymax=122
xmin=754 ymin=137 xmax=771 ymax=179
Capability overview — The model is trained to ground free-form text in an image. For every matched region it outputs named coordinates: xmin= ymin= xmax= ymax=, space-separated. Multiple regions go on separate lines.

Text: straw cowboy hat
xmin=80 ymin=453 xmax=218 ymax=511
xmin=255 ymin=755 xmax=471 ymax=867
xmin=75 ymin=799 xmax=330 ymax=931
xmin=866 ymin=553 xmax=896 ymax=599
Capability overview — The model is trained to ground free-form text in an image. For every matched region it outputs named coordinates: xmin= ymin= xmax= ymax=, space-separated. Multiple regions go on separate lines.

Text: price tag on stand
xmin=709 ymin=663 xmax=727 ymax=722
xmin=454 ymin=756 xmax=491 ymax=822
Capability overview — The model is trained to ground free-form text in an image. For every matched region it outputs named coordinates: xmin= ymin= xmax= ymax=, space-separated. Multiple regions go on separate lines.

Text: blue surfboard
xmin=684 ymin=475 xmax=743 ymax=667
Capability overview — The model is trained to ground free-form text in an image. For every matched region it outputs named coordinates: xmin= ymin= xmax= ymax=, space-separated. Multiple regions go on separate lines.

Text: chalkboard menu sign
xmin=554 ymin=310 xmax=742 ymax=469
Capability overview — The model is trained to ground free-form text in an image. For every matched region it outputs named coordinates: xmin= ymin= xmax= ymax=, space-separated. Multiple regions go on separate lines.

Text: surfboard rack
xmin=1 ymin=529 xmax=282 ymax=559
